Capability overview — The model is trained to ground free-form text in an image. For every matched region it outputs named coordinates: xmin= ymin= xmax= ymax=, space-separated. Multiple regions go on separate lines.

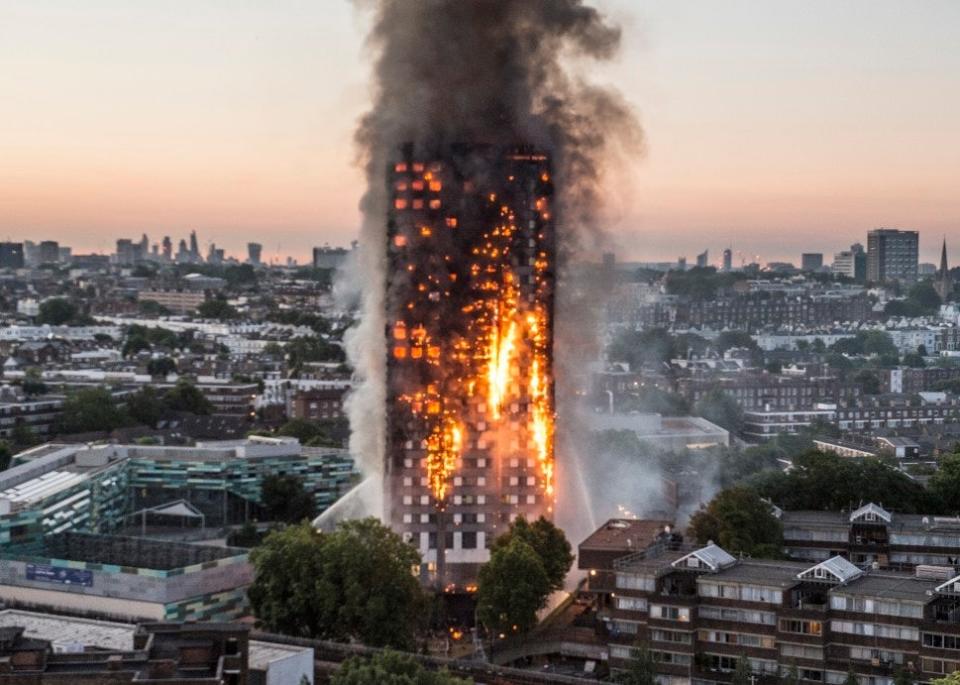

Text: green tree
xmin=57 ymin=387 xmax=129 ymax=434
xmin=853 ymin=369 xmax=882 ymax=395
xmin=615 ymin=643 xmax=656 ymax=685
xmin=285 ymin=336 xmax=346 ymax=365
xmin=903 ymin=352 xmax=926 ymax=368
xmin=248 ymin=519 xmax=424 ymax=648
xmin=607 ymin=328 xmax=683 ymax=369
xmin=163 ymin=380 xmax=213 ymax=415
xmin=862 ymin=331 xmax=898 ymax=357
xmin=688 ymin=486 xmax=783 ymax=558
xmin=731 ymin=657 xmax=753 ymax=685
xmin=476 ymin=538 xmax=551 ymax=635
xmin=694 ymin=388 xmax=744 ymax=433
xmin=715 ymin=330 xmax=757 ymax=354
xmin=21 ymin=367 xmax=47 ymax=396
xmin=930 ymin=453 xmax=960 ymax=513
xmin=126 ymin=387 xmax=166 ymax=428
xmin=36 ymin=298 xmax=77 ymax=325
xmin=260 ymin=474 xmax=316 ymax=523
xmin=932 ymin=673 xmax=960 ymax=685
xmin=844 ymin=668 xmax=859 ymax=685
xmin=0 ymin=441 xmax=12 ymax=471
xmin=197 ymin=298 xmax=239 ymax=320
xmin=752 ymin=451 xmax=939 ymax=514
xmin=490 ymin=516 xmax=573 ymax=592
xmin=276 ymin=418 xmax=323 ymax=444
xmin=147 ymin=357 xmax=176 ymax=377
xmin=894 ymin=667 xmax=914 ymax=685
xmin=11 ymin=422 xmax=36 ymax=448
xmin=122 ymin=335 xmax=151 ymax=358
xmin=781 ymin=662 xmax=800 ymax=685
xmin=331 ymin=651 xmax=471 ymax=685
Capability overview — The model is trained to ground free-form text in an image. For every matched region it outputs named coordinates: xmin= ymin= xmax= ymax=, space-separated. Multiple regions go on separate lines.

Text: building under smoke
xmin=385 ymin=143 xmax=555 ymax=586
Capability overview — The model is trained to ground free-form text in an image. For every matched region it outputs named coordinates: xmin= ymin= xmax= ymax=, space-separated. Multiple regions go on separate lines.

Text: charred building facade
xmin=385 ymin=144 xmax=556 ymax=585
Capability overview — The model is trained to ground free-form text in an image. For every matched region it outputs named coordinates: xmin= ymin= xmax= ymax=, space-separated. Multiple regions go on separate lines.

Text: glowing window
xmin=445 ymin=217 xmax=458 ymax=228
xmin=429 ymin=181 xmax=442 ymax=192
xmin=412 ymin=162 xmax=425 ymax=172
xmin=411 ymin=348 xmax=423 ymax=359
xmin=394 ymin=162 xmax=408 ymax=172
xmin=393 ymin=235 xmax=407 ymax=247
xmin=412 ymin=180 xmax=425 ymax=191
xmin=394 ymin=198 xmax=408 ymax=210
xmin=393 ymin=347 xmax=407 ymax=359
xmin=429 ymin=199 xmax=442 ymax=209
xmin=412 ymin=199 xmax=424 ymax=210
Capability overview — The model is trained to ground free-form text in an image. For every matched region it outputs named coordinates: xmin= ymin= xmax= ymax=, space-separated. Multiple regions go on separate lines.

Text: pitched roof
xmin=849 ymin=502 xmax=892 ymax=523
xmin=797 ymin=555 xmax=863 ymax=584
xmin=672 ymin=544 xmax=737 ymax=572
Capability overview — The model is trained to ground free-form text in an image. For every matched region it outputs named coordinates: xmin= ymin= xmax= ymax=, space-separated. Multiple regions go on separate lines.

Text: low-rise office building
xmin=0 ymin=438 xmax=354 ymax=543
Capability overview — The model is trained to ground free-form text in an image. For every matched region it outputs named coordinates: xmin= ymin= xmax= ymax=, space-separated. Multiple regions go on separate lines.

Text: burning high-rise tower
xmin=342 ymin=0 xmax=641 ymax=584
xmin=385 ymin=144 xmax=555 ymax=585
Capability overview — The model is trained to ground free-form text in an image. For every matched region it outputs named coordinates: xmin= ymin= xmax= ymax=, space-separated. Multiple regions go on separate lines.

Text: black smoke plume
xmin=339 ymin=0 xmax=642 ymax=522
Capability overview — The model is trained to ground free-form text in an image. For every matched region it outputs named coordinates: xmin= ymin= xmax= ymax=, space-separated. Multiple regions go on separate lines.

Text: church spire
xmin=936 ymin=236 xmax=951 ymax=302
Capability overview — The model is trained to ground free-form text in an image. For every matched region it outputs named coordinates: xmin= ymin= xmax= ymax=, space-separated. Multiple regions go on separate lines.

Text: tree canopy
xmin=248 ymin=519 xmax=425 ymax=649
xmin=331 ymin=651 xmax=471 ymax=685
xmin=688 ymin=486 xmax=783 ymax=558
xmin=37 ymin=298 xmax=85 ymax=325
xmin=260 ymin=474 xmax=316 ymax=524
xmin=197 ymin=297 xmax=239 ymax=320
xmin=57 ymin=387 xmax=130 ymax=434
xmin=750 ymin=451 xmax=940 ymax=513
xmin=930 ymin=453 xmax=960 ymax=513
xmin=476 ymin=537 xmax=551 ymax=635
xmin=694 ymin=388 xmax=744 ymax=433
xmin=490 ymin=516 xmax=573 ymax=592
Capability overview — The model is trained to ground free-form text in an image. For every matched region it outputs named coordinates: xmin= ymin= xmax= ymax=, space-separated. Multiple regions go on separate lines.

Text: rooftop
xmin=579 ymin=519 xmax=673 ymax=553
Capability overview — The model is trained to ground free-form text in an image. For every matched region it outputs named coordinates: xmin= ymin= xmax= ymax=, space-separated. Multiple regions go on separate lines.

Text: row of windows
xmin=698 ymin=630 xmax=775 ymax=649
xmin=830 ymin=620 xmax=919 ymax=641
xmin=699 ymin=581 xmax=783 ymax=604
xmin=923 ymin=632 xmax=960 ymax=650
xmin=615 ymin=573 xmax=656 ymax=591
xmin=779 ymin=619 xmax=823 ymax=636
xmin=830 ymin=595 xmax=924 ymax=618
xmin=699 ymin=605 xmax=776 ymax=625
xmin=650 ymin=605 xmax=690 ymax=622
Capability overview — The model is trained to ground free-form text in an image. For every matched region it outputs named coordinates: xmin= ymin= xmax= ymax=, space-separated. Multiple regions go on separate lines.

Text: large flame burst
xmin=388 ymin=147 xmax=555 ymax=515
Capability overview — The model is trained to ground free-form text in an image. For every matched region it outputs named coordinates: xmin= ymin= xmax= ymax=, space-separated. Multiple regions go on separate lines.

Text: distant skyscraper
xmin=162 ymin=236 xmax=173 ymax=261
xmin=38 ymin=241 xmax=60 ymax=265
xmin=116 ymin=239 xmax=136 ymax=265
xmin=176 ymin=239 xmax=189 ymax=263
xmin=0 ymin=243 xmax=25 ymax=269
xmin=801 ymin=253 xmax=824 ymax=272
xmin=696 ymin=250 xmax=709 ymax=268
xmin=722 ymin=248 xmax=733 ymax=272
xmin=247 ymin=242 xmax=262 ymax=266
xmin=935 ymin=238 xmax=952 ymax=301
xmin=312 ymin=245 xmax=349 ymax=269
xmin=831 ymin=250 xmax=856 ymax=279
xmin=677 ymin=256 xmax=687 ymax=271
xmin=189 ymin=231 xmax=200 ymax=259
xmin=867 ymin=229 xmax=919 ymax=284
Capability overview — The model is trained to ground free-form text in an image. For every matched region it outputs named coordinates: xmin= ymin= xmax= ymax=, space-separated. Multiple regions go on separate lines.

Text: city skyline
xmin=3 ymin=1 xmax=960 ymax=264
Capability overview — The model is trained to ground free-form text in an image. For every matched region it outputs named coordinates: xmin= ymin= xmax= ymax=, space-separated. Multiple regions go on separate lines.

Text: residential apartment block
xmin=580 ymin=520 xmax=960 ymax=685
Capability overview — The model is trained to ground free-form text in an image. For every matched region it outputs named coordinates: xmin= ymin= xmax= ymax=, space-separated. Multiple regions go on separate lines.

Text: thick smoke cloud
xmin=340 ymin=0 xmax=642 ymax=522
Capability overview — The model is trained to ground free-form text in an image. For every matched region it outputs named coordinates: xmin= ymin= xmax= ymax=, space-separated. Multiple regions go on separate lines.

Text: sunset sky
xmin=2 ymin=1 xmax=959 ymax=265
